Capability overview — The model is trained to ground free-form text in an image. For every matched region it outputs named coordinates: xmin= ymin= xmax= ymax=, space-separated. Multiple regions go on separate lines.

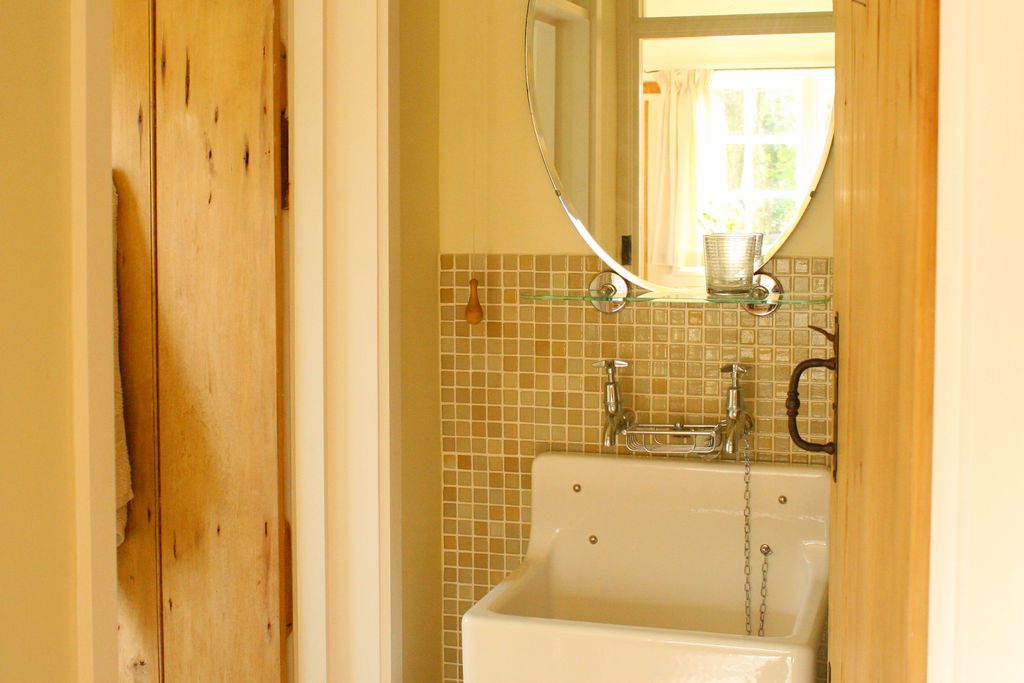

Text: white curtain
xmin=648 ymin=69 xmax=713 ymax=271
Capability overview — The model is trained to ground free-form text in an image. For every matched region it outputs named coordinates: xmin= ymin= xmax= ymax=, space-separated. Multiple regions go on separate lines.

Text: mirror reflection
xmin=528 ymin=1 xmax=835 ymax=290
xmin=642 ymin=0 xmax=832 ymax=18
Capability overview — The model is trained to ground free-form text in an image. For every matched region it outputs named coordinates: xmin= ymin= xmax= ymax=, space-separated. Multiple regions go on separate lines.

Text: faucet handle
xmin=720 ymin=363 xmax=748 ymax=374
xmin=720 ymin=363 xmax=749 ymax=386
xmin=593 ymin=359 xmax=629 ymax=382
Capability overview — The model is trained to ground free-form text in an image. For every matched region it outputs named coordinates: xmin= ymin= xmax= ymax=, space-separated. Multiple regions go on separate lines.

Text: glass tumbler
xmin=703 ymin=233 xmax=764 ymax=296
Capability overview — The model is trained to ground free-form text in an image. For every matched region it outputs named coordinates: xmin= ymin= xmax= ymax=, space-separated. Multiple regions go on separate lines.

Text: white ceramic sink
xmin=463 ymin=452 xmax=829 ymax=683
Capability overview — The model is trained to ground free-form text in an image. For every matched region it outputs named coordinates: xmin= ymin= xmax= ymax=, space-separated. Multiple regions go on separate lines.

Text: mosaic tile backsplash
xmin=439 ymin=253 xmax=834 ymax=682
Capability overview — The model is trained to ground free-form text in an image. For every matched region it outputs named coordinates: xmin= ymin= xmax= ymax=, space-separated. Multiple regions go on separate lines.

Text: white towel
xmin=113 ymin=182 xmax=134 ymax=546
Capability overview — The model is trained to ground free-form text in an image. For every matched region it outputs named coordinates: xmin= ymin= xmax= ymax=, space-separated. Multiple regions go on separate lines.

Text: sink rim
xmin=467 ymin=557 xmax=828 ymax=649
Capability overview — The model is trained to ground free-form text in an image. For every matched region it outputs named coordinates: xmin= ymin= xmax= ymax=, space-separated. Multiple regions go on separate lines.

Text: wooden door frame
xmin=88 ymin=0 xmax=1024 ymax=678
xmin=71 ymin=0 xmax=118 ymax=680
xmin=89 ymin=0 xmax=1013 ymax=680
xmin=79 ymin=0 xmax=398 ymax=679
xmin=830 ymin=0 xmax=937 ymax=679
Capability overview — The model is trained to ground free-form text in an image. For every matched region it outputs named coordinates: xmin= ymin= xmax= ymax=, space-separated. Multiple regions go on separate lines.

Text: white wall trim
xmin=323 ymin=0 xmax=391 ymax=674
xmin=70 ymin=0 xmax=117 ymax=680
xmin=290 ymin=0 xmax=329 ymax=680
xmin=289 ymin=0 xmax=328 ymax=677
xmin=289 ymin=0 xmax=395 ymax=680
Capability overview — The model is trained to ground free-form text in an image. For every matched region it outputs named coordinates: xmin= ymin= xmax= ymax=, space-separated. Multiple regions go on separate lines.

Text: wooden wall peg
xmin=465 ymin=278 xmax=483 ymax=325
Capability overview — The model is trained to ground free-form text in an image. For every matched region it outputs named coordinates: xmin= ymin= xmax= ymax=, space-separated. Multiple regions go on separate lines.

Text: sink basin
xmin=463 ymin=452 xmax=829 ymax=683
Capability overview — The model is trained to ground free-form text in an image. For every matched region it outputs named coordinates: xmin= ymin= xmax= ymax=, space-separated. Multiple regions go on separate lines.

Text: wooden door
xmin=155 ymin=1 xmax=285 ymax=680
xmin=114 ymin=0 xmax=287 ymax=680
xmin=113 ymin=0 xmax=162 ymax=679
xmin=829 ymin=0 xmax=937 ymax=680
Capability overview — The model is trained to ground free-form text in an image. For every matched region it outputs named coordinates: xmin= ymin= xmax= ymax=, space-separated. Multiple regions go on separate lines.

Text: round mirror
xmin=526 ymin=0 xmax=835 ymax=292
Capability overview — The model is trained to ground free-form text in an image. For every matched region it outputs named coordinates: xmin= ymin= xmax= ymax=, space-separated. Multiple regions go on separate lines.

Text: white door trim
xmin=289 ymin=0 xmax=329 ymax=679
xmin=291 ymin=0 xmax=396 ymax=680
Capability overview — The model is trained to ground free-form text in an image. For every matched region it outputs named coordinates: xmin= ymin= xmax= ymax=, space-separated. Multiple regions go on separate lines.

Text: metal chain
xmin=743 ymin=437 xmax=753 ymax=636
xmin=759 ymin=544 xmax=772 ymax=637
xmin=743 ymin=436 xmax=771 ymax=638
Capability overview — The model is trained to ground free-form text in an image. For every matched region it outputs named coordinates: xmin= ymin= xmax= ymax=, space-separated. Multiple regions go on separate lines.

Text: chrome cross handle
xmin=720 ymin=363 xmax=749 ymax=389
xmin=593 ymin=359 xmax=629 ymax=383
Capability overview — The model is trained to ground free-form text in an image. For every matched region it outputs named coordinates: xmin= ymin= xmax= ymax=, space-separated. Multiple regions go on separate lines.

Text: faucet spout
xmin=720 ymin=364 xmax=753 ymax=457
xmin=722 ymin=412 xmax=754 ymax=457
xmin=594 ymin=359 xmax=632 ymax=447
xmin=603 ymin=409 xmax=636 ymax=448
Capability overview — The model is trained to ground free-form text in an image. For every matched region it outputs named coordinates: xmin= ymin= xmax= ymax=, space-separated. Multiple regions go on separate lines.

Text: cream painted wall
xmin=440 ymin=0 xmax=590 ymax=255
xmin=439 ymin=0 xmax=832 ymax=261
xmin=777 ymin=156 xmax=833 ymax=257
xmin=399 ymin=0 xmax=443 ymax=679
xmin=0 ymin=1 xmax=77 ymax=681
xmin=929 ymin=0 xmax=1024 ymax=679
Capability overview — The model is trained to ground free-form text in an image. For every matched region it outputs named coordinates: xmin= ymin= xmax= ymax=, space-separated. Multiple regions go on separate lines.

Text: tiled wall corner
xmin=439 ymin=253 xmax=834 ymax=682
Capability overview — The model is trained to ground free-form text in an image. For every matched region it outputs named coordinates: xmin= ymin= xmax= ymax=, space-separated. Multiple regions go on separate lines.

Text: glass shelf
xmin=521 ymin=289 xmax=830 ymax=306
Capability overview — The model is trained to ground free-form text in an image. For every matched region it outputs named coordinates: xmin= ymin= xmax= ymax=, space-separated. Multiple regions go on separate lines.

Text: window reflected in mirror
xmin=641 ymin=0 xmax=832 ymax=19
xmin=640 ymin=32 xmax=834 ymax=284
xmin=641 ymin=53 xmax=833 ymax=281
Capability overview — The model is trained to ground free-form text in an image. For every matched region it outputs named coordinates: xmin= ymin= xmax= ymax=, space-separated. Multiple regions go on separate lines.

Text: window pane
xmin=700 ymin=198 xmax=747 ymax=233
xmin=755 ymin=88 xmax=797 ymax=135
xmin=752 ymin=198 xmax=798 ymax=235
xmin=717 ymin=89 xmax=744 ymax=135
xmin=754 ymin=144 xmax=797 ymax=190
xmin=642 ymin=0 xmax=832 ymax=18
xmin=725 ymin=144 xmax=745 ymax=189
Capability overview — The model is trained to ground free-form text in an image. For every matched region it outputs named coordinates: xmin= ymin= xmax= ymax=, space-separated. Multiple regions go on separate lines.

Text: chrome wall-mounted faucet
xmin=593 ymin=359 xmax=635 ymax=447
xmin=720 ymin=363 xmax=754 ymax=458
xmin=589 ymin=360 xmax=757 ymax=456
